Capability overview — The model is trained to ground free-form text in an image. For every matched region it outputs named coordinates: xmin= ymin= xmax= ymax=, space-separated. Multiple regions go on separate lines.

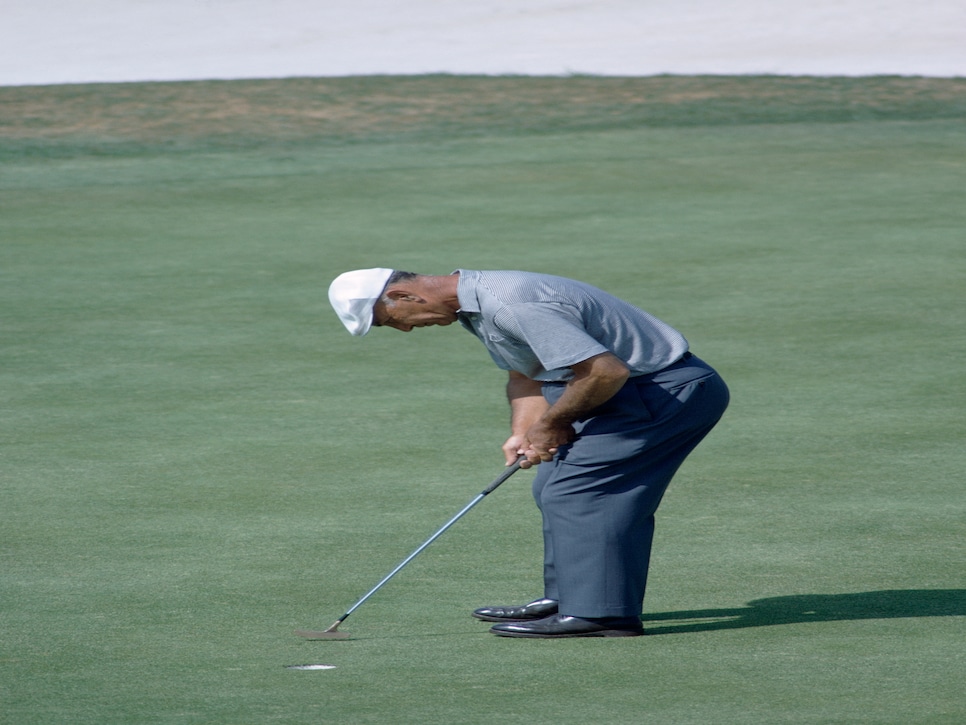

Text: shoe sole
xmin=491 ymin=628 xmax=644 ymax=638
xmin=471 ymin=613 xmax=550 ymax=623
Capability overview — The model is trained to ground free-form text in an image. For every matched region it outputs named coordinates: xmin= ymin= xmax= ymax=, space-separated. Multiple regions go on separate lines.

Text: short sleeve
xmin=495 ymin=302 xmax=610 ymax=372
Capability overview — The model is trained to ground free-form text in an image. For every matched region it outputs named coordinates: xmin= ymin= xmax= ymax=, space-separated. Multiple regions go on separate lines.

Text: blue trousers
xmin=533 ymin=354 xmax=729 ymax=618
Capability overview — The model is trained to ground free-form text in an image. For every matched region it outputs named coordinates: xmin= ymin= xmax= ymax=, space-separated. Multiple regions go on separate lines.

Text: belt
xmin=625 ymin=351 xmax=695 ymax=381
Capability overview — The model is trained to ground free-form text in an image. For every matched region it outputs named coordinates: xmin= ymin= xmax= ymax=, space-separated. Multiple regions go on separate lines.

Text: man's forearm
xmin=519 ymin=353 xmax=630 ymax=464
xmin=506 ymin=372 xmax=549 ymax=434
xmin=542 ymin=352 xmax=630 ymax=426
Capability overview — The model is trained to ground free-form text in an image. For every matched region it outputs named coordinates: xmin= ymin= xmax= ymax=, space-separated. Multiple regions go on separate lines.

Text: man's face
xmin=372 ymin=297 xmax=458 ymax=332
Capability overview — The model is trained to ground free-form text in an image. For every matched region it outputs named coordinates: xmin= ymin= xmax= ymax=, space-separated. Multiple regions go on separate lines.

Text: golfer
xmin=328 ymin=268 xmax=729 ymax=638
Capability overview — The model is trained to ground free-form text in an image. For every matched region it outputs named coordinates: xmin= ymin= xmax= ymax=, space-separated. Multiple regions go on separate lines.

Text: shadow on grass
xmin=643 ymin=589 xmax=966 ymax=635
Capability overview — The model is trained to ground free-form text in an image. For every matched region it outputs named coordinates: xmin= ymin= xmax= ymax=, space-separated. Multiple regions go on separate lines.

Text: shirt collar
xmin=453 ymin=269 xmax=481 ymax=314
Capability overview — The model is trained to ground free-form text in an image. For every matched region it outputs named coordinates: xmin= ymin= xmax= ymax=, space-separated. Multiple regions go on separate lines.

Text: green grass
xmin=2 ymin=77 xmax=964 ymax=724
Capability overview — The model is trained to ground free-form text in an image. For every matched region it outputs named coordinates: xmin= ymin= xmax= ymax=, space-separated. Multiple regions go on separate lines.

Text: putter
xmin=295 ymin=458 xmax=524 ymax=640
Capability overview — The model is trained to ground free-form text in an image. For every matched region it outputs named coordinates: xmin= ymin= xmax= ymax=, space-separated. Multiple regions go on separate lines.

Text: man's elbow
xmin=603 ymin=362 xmax=631 ymax=388
xmin=584 ymin=353 xmax=631 ymax=387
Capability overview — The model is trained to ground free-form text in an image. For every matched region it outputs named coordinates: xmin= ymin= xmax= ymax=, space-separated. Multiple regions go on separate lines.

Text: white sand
xmin=2 ymin=0 xmax=964 ymax=86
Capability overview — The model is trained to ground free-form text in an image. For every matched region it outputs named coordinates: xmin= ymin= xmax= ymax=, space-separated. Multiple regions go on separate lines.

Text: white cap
xmin=328 ymin=268 xmax=394 ymax=336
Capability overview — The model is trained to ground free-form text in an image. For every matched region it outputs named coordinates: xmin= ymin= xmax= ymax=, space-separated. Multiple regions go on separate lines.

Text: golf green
xmin=2 ymin=77 xmax=964 ymax=724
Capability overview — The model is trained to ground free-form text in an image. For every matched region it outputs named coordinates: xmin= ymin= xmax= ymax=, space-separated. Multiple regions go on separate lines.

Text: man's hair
xmin=386 ymin=270 xmax=418 ymax=286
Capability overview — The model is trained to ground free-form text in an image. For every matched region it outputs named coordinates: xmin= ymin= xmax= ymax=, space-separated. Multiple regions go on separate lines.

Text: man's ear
xmin=385 ymin=288 xmax=422 ymax=303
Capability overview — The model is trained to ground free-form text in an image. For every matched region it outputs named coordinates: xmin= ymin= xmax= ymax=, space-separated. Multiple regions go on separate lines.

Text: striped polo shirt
xmin=455 ymin=269 xmax=688 ymax=382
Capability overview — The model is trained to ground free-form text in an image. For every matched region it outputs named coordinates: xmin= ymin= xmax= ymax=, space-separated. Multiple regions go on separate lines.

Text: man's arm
xmin=502 ymin=371 xmax=550 ymax=466
xmin=507 ymin=352 xmax=631 ymax=468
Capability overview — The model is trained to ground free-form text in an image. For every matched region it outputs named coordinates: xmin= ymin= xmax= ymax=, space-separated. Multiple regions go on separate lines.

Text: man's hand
xmin=522 ymin=418 xmax=576 ymax=466
xmin=502 ymin=434 xmax=532 ymax=468
xmin=503 ymin=424 xmax=575 ymax=469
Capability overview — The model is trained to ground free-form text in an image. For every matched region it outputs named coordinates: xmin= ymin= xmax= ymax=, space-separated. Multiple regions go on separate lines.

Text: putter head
xmin=295 ymin=620 xmax=351 ymax=640
xmin=294 ymin=628 xmax=351 ymax=640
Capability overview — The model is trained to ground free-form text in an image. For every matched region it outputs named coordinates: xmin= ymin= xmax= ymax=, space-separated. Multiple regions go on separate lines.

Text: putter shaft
xmin=296 ymin=460 xmax=523 ymax=640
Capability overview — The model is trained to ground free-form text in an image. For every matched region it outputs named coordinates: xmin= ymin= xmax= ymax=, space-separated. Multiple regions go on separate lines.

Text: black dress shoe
xmin=471 ymin=598 xmax=559 ymax=622
xmin=490 ymin=614 xmax=644 ymax=638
